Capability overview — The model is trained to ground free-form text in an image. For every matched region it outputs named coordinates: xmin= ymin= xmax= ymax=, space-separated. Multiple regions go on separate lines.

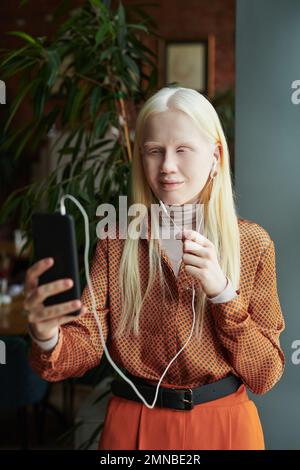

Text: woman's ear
xmin=213 ymin=143 xmax=221 ymax=163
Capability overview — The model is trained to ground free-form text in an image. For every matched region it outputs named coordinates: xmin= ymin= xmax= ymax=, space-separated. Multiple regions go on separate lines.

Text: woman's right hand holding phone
xmin=24 ymin=257 xmax=87 ymax=341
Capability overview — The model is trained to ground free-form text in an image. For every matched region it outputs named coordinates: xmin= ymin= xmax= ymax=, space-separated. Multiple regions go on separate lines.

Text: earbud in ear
xmin=210 ymin=157 xmax=218 ymax=178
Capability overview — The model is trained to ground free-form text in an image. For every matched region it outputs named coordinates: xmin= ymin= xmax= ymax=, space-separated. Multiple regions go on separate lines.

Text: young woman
xmin=25 ymin=87 xmax=285 ymax=450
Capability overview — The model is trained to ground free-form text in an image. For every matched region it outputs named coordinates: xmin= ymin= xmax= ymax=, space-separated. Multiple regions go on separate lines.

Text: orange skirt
xmin=98 ymin=383 xmax=265 ymax=450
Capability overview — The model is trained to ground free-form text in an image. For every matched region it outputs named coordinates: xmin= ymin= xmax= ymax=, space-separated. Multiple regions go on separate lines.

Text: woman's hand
xmin=23 ymin=257 xmax=87 ymax=341
xmin=177 ymin=229 xmax=227 ymax=298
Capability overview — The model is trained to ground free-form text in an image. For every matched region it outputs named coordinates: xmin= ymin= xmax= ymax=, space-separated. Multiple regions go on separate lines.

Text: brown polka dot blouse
xmin=29 ymin=217 xmax=285 ymax=394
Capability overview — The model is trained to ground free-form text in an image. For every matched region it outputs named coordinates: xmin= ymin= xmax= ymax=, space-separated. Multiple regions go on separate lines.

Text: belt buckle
xmin=181 ymin=388 xmax=194 ymax=410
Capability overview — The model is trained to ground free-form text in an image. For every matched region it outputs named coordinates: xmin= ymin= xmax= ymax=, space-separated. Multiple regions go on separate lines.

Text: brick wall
xmin=114 ymin=0 xmax=236 ymax=92
xmin=0 ymin=0 xmax=235 ymax=219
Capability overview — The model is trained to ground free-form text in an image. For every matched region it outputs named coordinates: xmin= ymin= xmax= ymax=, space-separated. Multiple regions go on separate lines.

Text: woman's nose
xmin=160 ymin=150 xmax=178 ymax=173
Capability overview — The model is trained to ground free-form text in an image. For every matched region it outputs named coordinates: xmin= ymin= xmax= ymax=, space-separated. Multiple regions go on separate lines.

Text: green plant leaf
xmin=123 ymin=54 xmax=140 ymax=83
xmin=4 ymin=80 xmax=36 ymax=132
xmin=46 ymin=49 xmax=61 ymax=87
xmin=0 ymin=46 xmax=30 ymax=67
xmin=89 ymin=86 xmax=102 ymax=118
xmin=127 ymin=23 xmax=149 ymax=33
xmin=6 ymin=31 xmax=43 ymax=47
xmin=0 ymin=2 xmax=158 ymax=380
xmin=94 ymin=112 xmax=111 ymax=139
xmin=95 ymin=22 xmax=110 ymax=46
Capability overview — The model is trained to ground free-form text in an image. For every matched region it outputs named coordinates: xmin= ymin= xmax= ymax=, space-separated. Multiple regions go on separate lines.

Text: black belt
xmin=110 ymin=373 xmax=243 ymax=411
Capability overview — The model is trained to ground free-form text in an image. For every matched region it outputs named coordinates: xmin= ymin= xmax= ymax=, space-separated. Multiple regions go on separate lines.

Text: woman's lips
xmin=159 ymin=181 xmax=184 ymax=190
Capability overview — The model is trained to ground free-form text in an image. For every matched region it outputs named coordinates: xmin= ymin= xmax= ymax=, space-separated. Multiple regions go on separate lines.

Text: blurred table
xmin=0 ymin=293 xmax=28 ymax=335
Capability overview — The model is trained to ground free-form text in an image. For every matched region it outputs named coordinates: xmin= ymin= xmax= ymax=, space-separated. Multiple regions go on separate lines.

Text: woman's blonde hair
xmin=115 ymin=86 xmax=240 ymax=340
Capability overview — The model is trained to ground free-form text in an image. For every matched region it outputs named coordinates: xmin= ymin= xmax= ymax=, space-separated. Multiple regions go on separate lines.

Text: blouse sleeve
xmin=207 ymin=276 xmax=238 ymax=303
xmin=29 ymin=237 xmax=110 ymax=382
xmin=209 ymin=239 xmax=285 ymax=394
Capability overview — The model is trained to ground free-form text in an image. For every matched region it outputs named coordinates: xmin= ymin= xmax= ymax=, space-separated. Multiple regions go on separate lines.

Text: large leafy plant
xmin=0 ymin=0 xmax=158 ymax=272
xmin=0 ymin=0 xmax=158 ymax=449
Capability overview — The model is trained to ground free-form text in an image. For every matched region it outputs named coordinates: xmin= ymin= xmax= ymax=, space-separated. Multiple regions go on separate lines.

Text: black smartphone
xmin=31 ymin=212 xmax=81 ymax=316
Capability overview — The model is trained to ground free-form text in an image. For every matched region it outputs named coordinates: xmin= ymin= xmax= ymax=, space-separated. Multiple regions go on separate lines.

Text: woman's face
xmin=140 ymin=109 xmax=218 ymax=205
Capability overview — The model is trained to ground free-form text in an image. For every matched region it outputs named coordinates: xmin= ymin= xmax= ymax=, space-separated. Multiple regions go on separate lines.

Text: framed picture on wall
xmin=158 ymin=35 xmax=215 ymax=98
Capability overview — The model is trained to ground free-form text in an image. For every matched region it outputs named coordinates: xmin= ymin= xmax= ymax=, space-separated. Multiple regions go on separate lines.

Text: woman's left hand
xmin=177 ymin=228 xmax=227 ymax=298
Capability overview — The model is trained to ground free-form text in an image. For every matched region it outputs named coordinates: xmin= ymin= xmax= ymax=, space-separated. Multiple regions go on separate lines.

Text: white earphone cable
xmin=59 ymin=194 xmax=203 ymax=409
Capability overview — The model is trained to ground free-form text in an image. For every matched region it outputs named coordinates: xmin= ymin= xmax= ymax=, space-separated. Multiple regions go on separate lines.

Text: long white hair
xmin=115 ymin=86 xmax=240 ymax=340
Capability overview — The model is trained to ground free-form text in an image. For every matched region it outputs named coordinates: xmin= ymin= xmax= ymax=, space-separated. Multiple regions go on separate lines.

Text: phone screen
xmin=31 ymin=212 xmax=81 ymax=316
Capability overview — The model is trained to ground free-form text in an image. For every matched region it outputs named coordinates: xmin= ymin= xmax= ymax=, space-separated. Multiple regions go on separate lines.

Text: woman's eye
xmin=177 ymin=148 xmax=187 ymax=153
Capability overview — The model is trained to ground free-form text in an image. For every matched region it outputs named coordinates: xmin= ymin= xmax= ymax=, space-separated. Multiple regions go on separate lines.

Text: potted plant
xmin=0 ymin=0 xmax=158 ymax=269
xmin=0 ymin=0 xmax=158 ymax=449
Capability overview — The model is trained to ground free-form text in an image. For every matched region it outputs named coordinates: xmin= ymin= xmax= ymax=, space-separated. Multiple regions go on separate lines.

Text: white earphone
xmin=158 ymin=198 xmax=203 ymax=376
xmin=59 ymin=194 xmax=206 ymax=410
xmin=210 ymin=157 xmax=218 ymax=179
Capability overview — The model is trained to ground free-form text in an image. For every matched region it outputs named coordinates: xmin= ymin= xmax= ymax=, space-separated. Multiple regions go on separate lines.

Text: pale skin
xmin=24 ymin=108 xmax=226 ymax=341
xmin=24 ymin=259 xmax=87 ymax=341
xmin=177 ymin=229 xmax=228 ymax=298
xmin=141 ymin=108 xmax=227 ymax=298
